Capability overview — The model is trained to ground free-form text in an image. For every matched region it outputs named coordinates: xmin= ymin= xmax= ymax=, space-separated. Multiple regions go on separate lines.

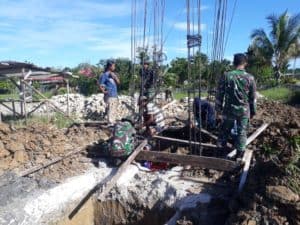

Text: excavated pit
xmin=56 ymin=198 xmax=175 ymax=225
xmin=0 ymin=124 xmax=233 ymax=225
xmin=55 ymin=194 xmax=230 ymax=225
xmin=54 ymin=168 xmax=231 ymax=225
xmin=52 ymin=127 xmax=233 ymax=225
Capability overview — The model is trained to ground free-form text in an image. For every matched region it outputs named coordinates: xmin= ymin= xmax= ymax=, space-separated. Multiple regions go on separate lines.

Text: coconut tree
xmin=250 ymin=11 xmax=300 ymax=82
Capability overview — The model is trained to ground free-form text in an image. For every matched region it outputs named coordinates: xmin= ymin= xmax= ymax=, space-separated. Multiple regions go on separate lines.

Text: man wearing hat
xmin=99 ymin=59 xmax=120 ymax=124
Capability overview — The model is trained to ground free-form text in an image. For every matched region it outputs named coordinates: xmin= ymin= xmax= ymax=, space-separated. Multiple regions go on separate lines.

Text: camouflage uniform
xmin=110 ymin=121 xmax=136 ymax=157
xmin=215 ymin=69 xmax=256 ymax=152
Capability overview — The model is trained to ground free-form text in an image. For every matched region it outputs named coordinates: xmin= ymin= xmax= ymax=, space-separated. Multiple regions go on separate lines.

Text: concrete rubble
xmin=0 ymin=161 xmax=228 ymax=225
xmin=24 ymin=93 xmax=186 ymax=121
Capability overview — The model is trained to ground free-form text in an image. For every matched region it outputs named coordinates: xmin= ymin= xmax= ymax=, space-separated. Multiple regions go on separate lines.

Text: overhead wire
xmin=224 ymin=0 xmax=238 ymax=53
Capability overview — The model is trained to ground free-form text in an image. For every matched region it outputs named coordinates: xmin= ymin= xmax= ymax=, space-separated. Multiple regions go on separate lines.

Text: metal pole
xmin=186 ymin=0 xmax=192 ymax=152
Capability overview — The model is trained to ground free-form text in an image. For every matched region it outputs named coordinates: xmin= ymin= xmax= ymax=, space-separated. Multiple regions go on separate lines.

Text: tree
xmin=250 ymin=11 xmax=300 ymax=82
xmin=246 ymin=46 xmax=273 ymax=86
xmin=207 ymin=59 xmax=232 ymax=88
xmin=71 ymin=63 xmax=101 ymax=96
xmin=163 ymin=72 xmax=177 ymax=88
xmin=114 ymin=58 xmax=133 ymax=92
xmin=169 ymin=57 xmax=188 ymax=85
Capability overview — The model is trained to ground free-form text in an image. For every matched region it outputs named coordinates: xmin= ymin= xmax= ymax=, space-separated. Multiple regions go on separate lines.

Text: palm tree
xmin=250 ymin=11 xmax=300 ymax=82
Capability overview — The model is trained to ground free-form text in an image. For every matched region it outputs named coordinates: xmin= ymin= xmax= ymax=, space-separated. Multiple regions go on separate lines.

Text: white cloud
xmin=184 ymin=5 xmax=210 ymax=13
xmin=0 ymin=0 xmax=133 ymax=63
xmin=0 ymin=0 xmax=131 ymax=21
xmin=174 ymin=22 xmax=207 ymax=32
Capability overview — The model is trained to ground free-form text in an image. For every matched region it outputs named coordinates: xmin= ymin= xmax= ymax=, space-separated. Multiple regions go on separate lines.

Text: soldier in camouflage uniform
xmin=110 ymin=120 xmax=136 ymax=158
xmin=215 ymin=53 xmax=256 ymax=158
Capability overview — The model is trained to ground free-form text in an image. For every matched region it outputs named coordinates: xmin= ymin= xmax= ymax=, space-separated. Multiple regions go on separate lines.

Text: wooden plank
xmin=153 ymin=135 xmax=218 ymax=149
xmin=199 ymin=127 xmax=233 ymax=148
xmin=75 ymin=121 xmax=108 ymax=125
xmin=98 ymin=140 xmax=147 ymax=199
xmin=69 ymin=140 xmax=148 ymax=219
xmin=136 ymin=151 xmax=238 ymax=171
xmin=227 ymin=123 xmax=269 ymax=158
xmin=27 ymin=101 xmax=46 ymax=116
xmin=200 ymin=128 xmax=218 ymax=140
xmin=238 ymin=149 xmax=253 ymax=192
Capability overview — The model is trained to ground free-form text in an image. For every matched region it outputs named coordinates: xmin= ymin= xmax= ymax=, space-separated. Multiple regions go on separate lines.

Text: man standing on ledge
xmin=215 ymin=53 xmax=256 ymax=158
xmin=99 ymin=59 xmax=120 ymax=124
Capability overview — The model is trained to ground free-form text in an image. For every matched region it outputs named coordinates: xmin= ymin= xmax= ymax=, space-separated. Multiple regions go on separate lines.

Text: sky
xmin=0 ymin=0 xmax=299 ymax=68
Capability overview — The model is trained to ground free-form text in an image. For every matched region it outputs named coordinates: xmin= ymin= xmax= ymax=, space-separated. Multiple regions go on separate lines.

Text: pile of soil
xmin=174 ymin=99 xmax=300 ymax=225
xmin=227 ymin=100 xmax=300 ymax=225
xmin=0 ymin=123 xmax=109 ymax=182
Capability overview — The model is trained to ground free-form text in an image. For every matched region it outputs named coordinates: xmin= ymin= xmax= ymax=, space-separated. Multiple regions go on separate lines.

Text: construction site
xmin=0 ymin=1 xmax=300 ymax=225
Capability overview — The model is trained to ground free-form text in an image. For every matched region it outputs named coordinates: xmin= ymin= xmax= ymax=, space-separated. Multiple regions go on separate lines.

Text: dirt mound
xmin=227 ymin=100 xmax=300 ymax=225
xmin=0 ymin=123 xmax=109 ymax=181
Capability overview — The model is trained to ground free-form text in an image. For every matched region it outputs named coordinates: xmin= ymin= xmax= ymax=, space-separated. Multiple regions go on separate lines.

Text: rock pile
xmin=28 ymin=93 xmax=187 ymax=121
xmin=28 ymin=94 xmax=136 ymax=120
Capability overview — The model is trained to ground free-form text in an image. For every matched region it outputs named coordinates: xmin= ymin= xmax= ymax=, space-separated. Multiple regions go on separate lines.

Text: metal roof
xmin=0 ymin=61 xmax=72 ymax=80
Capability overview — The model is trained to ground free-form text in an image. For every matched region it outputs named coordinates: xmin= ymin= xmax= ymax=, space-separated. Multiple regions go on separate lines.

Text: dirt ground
xmin=0 ymin=98 xmax=300 ymax=225
xmin=0 ymin=123 xmax=109 ymax=182
xmin=225 ymin=100 xmax=300 ymax=225
xmin=175 ymin=99 xmax=300 ymax=225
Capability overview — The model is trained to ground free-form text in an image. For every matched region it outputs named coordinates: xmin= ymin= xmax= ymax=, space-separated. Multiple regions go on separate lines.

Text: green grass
xmin=260 ymin=87 xmax=300 ymax=103
xmin=0 ymin=91 xmax=54 ymax=101
xmin=174 ymin=92 xmax=188 ymax=100
xmin=0 ymin=93 xmax=18 ymax=100
xmin=5 ymin=113 xmax=74 ymax=129
xmin=174 ymin=91 xmax=208 ymax=100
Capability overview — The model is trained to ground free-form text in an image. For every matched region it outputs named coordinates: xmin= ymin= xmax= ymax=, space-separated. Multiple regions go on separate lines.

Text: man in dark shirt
xmin=193 ymin=97 xmax=216 ymax=130
xmin=140 ymin=61 xmax=157 ymax=99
